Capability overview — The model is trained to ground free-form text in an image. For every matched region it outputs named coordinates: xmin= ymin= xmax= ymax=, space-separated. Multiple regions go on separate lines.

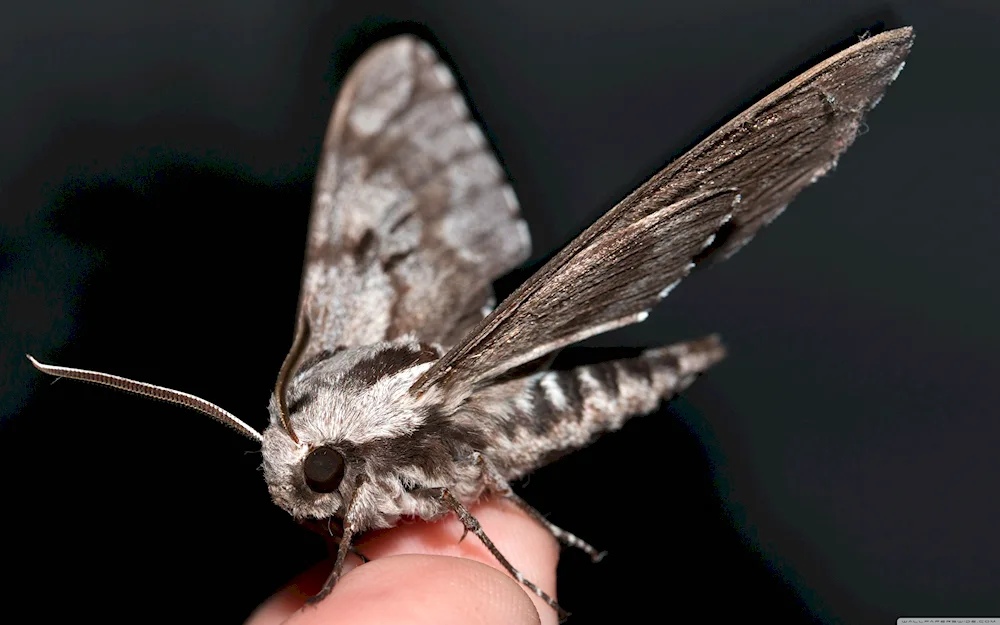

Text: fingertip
xmin=246 ymin=554 xmax=370 ymax=625
xmin=358 ymin=498 xmax=560 ymax=620
xmin=243 ymin=561 xmax=325 ymax=625
xmin=281 ymin=555 xmax=541 ymax=625
xmin=248 ymin=497 xmax=563 ymax=625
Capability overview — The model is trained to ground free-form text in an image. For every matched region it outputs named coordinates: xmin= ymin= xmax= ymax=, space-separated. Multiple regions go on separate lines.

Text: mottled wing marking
xmin=463 ymin=336 xmax=726 ymax=478
xmin=298 ymin=35 xmax=530 ymax=363
xmin=412 ymin=28 xmax=913 ymax=396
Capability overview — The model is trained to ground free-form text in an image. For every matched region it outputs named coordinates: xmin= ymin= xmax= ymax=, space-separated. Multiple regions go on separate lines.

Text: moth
xmin=28 ymin=27 xmax=913 ymax=618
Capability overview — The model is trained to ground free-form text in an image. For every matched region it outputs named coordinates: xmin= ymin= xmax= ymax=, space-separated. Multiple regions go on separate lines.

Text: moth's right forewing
xmin=412 ymin=27 xmax=914 ymax=396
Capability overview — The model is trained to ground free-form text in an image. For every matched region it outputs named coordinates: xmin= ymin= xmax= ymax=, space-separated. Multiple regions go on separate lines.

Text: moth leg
xmin=298 ymin=517 xmax=370 ymax=563
xmin=304 ymin=517 xmax=358 ymax=606
xmin=472 ymin=452 xmax=606 ymax=562
xmin=305 ymin=491 xmax=363 ymax=606
xmin=429 ymin=486 xmax=570 ymax=622
xmin=507 ymin=491 xmax=606 ymax=563
xmin=325 ymin=518 xmax=371 ymax=564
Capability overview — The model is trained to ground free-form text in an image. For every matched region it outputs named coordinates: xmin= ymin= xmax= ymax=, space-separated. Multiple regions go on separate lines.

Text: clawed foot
xmin=303 ymin=585 xmax=332 ymax=607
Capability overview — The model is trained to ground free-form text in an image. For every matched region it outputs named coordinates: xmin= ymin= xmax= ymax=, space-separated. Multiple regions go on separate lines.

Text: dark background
xmin=2 ymin=1 xmax=997 ymax=623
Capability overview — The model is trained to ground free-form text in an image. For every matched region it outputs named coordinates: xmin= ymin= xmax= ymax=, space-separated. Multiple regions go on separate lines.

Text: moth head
xmin=260 ymin=408 xmax=354 ymax=520
xmin=257 ymin=313 xmax=353 ymax=519
xmin=260 ymin=314 xmax=443 ymax=521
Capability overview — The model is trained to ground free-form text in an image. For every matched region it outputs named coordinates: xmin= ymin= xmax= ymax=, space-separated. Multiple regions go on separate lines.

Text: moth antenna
xmin=25 ymin=354 xmax=263 ymax=443
xmin=274 ymin=310 xmax=310 ymax=444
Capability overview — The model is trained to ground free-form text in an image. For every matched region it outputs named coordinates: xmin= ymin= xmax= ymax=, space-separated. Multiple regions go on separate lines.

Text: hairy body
xmin=262 ymin=335 xmax=724 ymax=529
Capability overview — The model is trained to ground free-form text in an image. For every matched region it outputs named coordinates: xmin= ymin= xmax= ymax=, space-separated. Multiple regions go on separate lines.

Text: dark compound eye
xmin=302 ymin=446 xmax=345 ymax=494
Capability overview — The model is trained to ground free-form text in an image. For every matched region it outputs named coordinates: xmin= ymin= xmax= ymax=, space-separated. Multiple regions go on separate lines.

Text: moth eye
xmin=302 ymin=446 xmax=345 ymax=494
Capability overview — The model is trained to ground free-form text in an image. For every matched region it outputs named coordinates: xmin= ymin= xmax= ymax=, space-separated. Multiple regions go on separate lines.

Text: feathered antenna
xmin=273 ymin=310 xmax=311 ymax=444
xmin=26 ymin=355 xmax=263 ymax=442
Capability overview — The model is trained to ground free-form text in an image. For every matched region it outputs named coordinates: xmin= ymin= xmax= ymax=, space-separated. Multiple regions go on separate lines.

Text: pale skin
xmin=246 ymin=498 xmax=561 ymax=625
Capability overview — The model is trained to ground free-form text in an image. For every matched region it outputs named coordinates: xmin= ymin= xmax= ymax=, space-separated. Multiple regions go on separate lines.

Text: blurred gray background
xmin=2 ymin=1 xmax=997 ymax=623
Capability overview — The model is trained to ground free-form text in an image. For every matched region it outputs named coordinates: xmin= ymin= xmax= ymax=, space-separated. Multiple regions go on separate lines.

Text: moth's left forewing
xmin=296 ymin=36 xmax=531 ymax=365
xmin=412 ymin=27 xmax=914 ymax=396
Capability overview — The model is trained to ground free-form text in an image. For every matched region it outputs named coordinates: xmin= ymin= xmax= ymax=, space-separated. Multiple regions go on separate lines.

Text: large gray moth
xmin=28 ymin=27 xmax=913 ymax=619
